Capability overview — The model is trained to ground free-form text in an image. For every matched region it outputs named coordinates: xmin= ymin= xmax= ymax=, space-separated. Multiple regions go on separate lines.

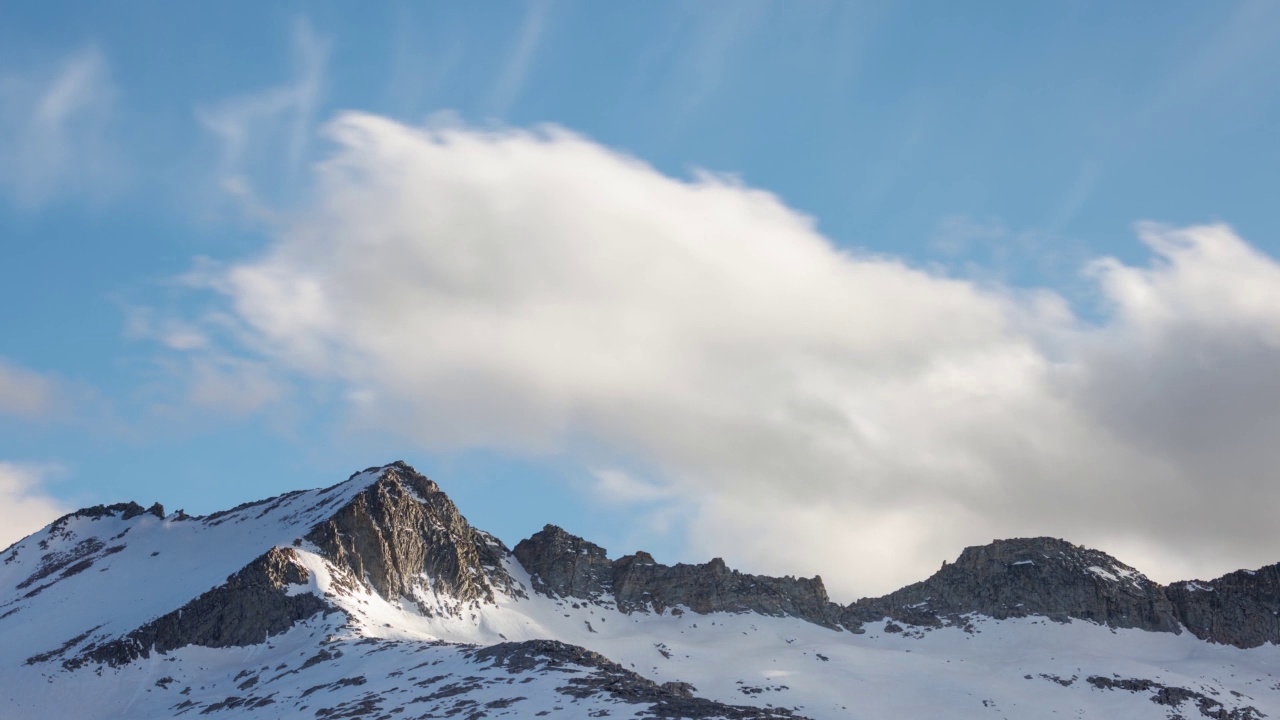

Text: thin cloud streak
xmin=488 ymin=0 xmax=551 ymax=117
xmin=197 ymin=17 xmax=329 ymax=214
xmin=0 ymin=46 xmax=118 ymax=208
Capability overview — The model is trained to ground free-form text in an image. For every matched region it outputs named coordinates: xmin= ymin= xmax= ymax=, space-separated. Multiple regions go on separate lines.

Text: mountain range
xmin=2 ymin=461 xmax=1278 ymax=719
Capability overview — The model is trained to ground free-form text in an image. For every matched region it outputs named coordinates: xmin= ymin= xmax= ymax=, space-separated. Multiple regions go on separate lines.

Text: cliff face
xmin=513 ymin=525 xmax=842 ymax=629
xmin=612 ymin=552 xmax=840 ymax=628
xmin=1166 ymin=563 xmax=1280 ymax=648
xmin=845 ymin=537 xmax=1181 ymax=633
xmin=305 ymin=462 xmax=518 ymax=613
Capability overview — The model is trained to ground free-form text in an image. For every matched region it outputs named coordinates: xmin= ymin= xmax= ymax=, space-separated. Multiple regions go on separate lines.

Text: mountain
xmin=2 ymin=461 xmax=1278 ymax=719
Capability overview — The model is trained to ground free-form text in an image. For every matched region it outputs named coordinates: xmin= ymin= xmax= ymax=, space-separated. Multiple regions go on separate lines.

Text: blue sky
xmin=3 ymin=1 xmax=1280 ymax=598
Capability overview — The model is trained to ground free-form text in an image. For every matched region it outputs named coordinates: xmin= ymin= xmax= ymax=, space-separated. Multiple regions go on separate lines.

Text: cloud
xmin=0 ymin=462 xmax=67 ymax=551
xmin=123 ymin=305 xmax=210 ymax=352
xmin=590 ymin=469 xmax=676 ymax=506
xmin=181 ymin=112 xmax=1280 ymax=599
xmin=0 ymin=46 xmax=117 ymax=208
xmin=488 ymin=0 xmax=551 ymax=116
xmin=0 ymin=358 xmax=63 ymax=419
xmin=929 ymin=215 xmax=1008 ymax=256
xmin=197 ymin=18 xmax=328 ymax=211
xmin=183 ymin=355 xmax=286 ymax=417
xmin=122 ymin=302 xmax=289 ymax=421
xmin=676 ymin=2 xmax=770 ymax=119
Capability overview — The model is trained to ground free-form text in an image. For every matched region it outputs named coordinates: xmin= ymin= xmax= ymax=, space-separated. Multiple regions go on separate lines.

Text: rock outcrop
xmin=612 ymin=553 xmax=840 ymax=628
xmin=846 ymin=537 xmax=1181 ymax=633
xmin=1086 ymin=676 xmax=1265 ymax=719
xmin=512 ymin=525 xmax=614 ymax=601
xmin=305 ymin=462 xmax=518 ymax=612
xmin=70 ymin=546 xmax=329 ymax=668
xmin=514 ymin=525 xmax=842 ymax=629
xmin=1167 ymin=563 xmax=1280 ymax=648
xmin=49 ymin=501 xmax=166 ymax=526
xmin=471 ymin=639 xmax=805 ymax=719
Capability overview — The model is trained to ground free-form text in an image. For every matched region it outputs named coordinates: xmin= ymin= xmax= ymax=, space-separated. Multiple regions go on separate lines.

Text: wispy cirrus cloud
xmin=197 ymin=17 xmax=329 ymax=215
xmin=487 ymin=0 xmax=552 ymax=117
xmin=0 ymin=46 xmax=118 ymax=208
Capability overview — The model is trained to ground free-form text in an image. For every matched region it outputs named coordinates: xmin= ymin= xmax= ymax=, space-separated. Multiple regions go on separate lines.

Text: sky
xmin=3 ymin=1 xmax=1280 ymax=601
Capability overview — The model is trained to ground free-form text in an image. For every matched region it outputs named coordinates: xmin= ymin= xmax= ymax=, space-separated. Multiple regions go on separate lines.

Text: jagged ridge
xmin=515 ymin=524 xmax=841 ymax=628
xmin=15 ymin=461 xmax=1280 ymax=675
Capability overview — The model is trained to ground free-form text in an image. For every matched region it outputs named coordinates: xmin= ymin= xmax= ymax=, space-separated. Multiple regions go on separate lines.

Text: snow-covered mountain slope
xmin=3 ymin=461 xmax=1279 ymax=719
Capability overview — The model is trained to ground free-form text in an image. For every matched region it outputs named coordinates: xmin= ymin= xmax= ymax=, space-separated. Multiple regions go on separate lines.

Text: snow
xmin=4 ymin=468 xmax=1280 ymax=720
xmin=9 ymin=580 xmax=1280 ymax=720
xmin=0 ymin=469 xmax=383 ymax=669
xmin=299 ymin=555 xmax=1280 ymax=720
xmin=1086 ymin=565 xmax=1119 ymax=582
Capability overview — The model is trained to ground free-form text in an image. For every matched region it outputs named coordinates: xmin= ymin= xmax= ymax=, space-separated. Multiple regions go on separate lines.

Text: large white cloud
xmin=187 ymin=112 xmax=1280 ymax=598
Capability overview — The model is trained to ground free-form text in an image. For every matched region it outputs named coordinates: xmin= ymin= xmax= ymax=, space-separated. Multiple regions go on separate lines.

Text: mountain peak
xmin=8 ymin=463 xmax=1280 ymax=719
xmin=305 ymin=462 xmax=517 ymax=613
xmin=949 ymin=536 xmax=1152 ymax=585
xmin=848 ymin=536 xmax=1180 ymax=632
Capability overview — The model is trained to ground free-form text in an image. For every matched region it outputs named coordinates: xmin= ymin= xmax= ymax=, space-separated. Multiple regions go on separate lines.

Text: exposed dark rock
xmin=313 ymin=693 xmax=382 ymax=719
xmin=1167 ymin=563 xmax=1280 ymax=648
xmin=17 ymin=538 xmax=105 ymax=590
xmin=485 ymin=696 xmax=528 ymax=709
xmin=514 ymin=525 xmax=841 ymax=629
xmin=47 ymin=501 xmax=165 ymax=531
xmin=846 ymin=537 xmax=1180 ymax=633
xmin=513 ymin=525 xmax=614 ymax=600
xmin=470 ymin=639 xmax=803 ymax=719
xmin=305 ymin=462 xmax=518 ymax=611
xmin=613 ymin=553 xmax=840 ymax=629
xmin=301 ymin=676 xmax=367 ymax=697
xmin=25 ymin=625 xmax=102 ymax=665
xmin=68 ymin=546 xmax=329 ymax=668
xmin=300 ymin=647 xmax=343 ymax=670
xmin=1086 ymin=676 xmax=1265 ymax=719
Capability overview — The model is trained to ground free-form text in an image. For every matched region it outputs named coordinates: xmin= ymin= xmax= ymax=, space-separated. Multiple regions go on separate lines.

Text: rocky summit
xmin=846 ymin=536 xmax=1280 ymax=650
xmin=845 ymin=537 xmax=1180 ymax=632
xmin=3 ymin=462 xmax=1280 ymax=720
